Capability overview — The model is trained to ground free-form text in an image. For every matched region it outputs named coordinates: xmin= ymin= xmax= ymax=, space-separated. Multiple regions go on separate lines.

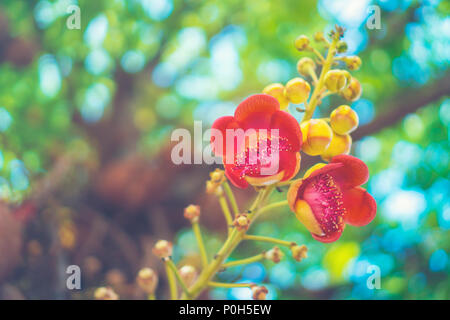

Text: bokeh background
xmin=0 ymin=0 xmax=449 ymax=299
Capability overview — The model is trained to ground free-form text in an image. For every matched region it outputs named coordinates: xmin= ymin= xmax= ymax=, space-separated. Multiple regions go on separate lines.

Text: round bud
xmin=324 ymin=69 xmax=347 ymax=92
xmin=251 ymin=285 xmax=268 ymax=300
xmin=94 ymin=287 xmax=119 ymax=300
xmin=340 ymin=77 xmax=362 ymax=101
xmin=290 ymin=244 xmax=308 ymax=262
xmin=313 ymin=31 xmax=325 ymax=42
xmin=233 ymin=213 xmax=250 ymax=231
xmin=300 ymin=119 xmax=333 ymax=156
xmin=284 ymin=78 xmax=311 ymax=104
xmin=321 ymin=131 xmax=352 ymax=162
xmin=263 ymin=83 xmax=289 ymax=110
xmin=294 ymin=35 xmax=310 ymax=51
xmin=336 ymin=41 xmax=348 ymax=53
xmin=265 ymin=246 xmax=284 ymax=263
xmin=152 ymin=240 xmax=173 ymax=259
xmin=210 ymin=168 xmax=225 ymax=183
xmin=136 ymin=267 xmax=158 ymax=294
xmin=179 ymin=265 xmax=197 ymax=287
xmin=296 ymin=57 xmax=316 ymax=77
xmin=184 ymin=204 xmax=201 ymax=222
xmin=330 ymin=105 xmax=359 ymax=135
xmin=344 ymin=56 xmax=362 ymax=71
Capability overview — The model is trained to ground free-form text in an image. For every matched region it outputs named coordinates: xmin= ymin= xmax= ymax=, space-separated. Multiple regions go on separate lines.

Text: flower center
xmin=304 ymin=173 xmax=345 ymax=235
xmin=233 ymin=134 xmax=292 ymax=177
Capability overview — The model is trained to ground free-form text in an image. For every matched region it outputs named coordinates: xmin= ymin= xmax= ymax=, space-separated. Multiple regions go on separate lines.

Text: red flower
xmin=287 ymin=154 xmax=376 ymax=243
xmin=211 ymin=94 xmax=302 ymax=188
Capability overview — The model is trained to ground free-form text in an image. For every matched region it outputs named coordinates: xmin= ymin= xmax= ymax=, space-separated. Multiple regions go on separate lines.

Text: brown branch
xmin=353 ymin=74 xmax=450 ymax=141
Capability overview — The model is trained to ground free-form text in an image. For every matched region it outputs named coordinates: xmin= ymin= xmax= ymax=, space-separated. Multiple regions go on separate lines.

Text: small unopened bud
xmin=344 ymin=56 xmax=362 ymax=71
xmin=300 ymin=119 xmax=333 ymax=156
xmin=324 ymin=69 xmax=347 ymax=92
xmin=265 ymin=246 xmax=284 ymax=263
xmin=290 ymin=244 xmax=308 ymax=262
xmin=294 ymin=35 xmax=310 ymax=51
xmin=284 ymin=78 xmax=311 ymax=104
xmin=313 ymin=31 xmax=325 ymax=42
xmin=136 ymin=267 xmax=158 ymax=294
xmin=296 ymin=57 xmax=316 ymax=77
xmin=179 ymin=265 xmax=197 ymax=287
xmin=340 ymin=77 xmax=362 ymax=101
xmin=184 ymin=204 xmax=201 ymax=222
xmin=336 ymin=41 xmax=348 ymax=53
xmin=330 ymin=105 xmax=359 ymax=135
xmin=210 ymin=168 xmax=225 ymax=184
xmin=94 ymin=287 xmax=119 ymax=300
xmin=263 ymin=83 xmax=289 ymax=110
xmin=152 ymin=240 xmax=173 ymax=259
xmin=321 ymin=131 xmax=352 ymax=162
xmin=233 ymin=213 xmax=250 ymax=231
xmin=251 ymin=285 xmax=268 ymax=300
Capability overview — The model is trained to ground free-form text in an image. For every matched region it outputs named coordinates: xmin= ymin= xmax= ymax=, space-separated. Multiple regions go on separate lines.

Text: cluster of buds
xmin=94 ymin=287 xmax=119 ymax=300
xmin=263 ymin=78 xmax=311 ymax=110
xmin=152 ymin=240 xmax=173 ymax=259
xmin=184 ymin=204 xmax=200 ymax=223
xmin=206 ymin=168 xmax=226 ymax=195
xmin=232 ymin=213 xmax=250 ymax=231
xmin=136 ymin=267 xmax=158 ymax=295
xmin=290 ymin=244 xmax=308 ymax=262
xmin=250 ymin=285 xmax=269 ymax=300
xmin=264 ymin=246 xmax=284 ymax=263
xmin=301 ymin=104 xmax=358 ymax=161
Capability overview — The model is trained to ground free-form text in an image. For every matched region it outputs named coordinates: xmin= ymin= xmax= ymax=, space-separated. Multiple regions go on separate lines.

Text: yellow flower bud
xmin=294 ymin=35 xmax=310 ymax=51
xmin=324 ymin=69 xmax=347 ymax=92
xmin=321 ymin=131 xmax=352 ymax=162
xmin=184 ymin=204 xmax=201 ymax=222
xmin=300 ymin=119 xmax=333 ymax=156
xmin=290 ymin=244 xmax=308 ymax=262
xmin=251 ymin=285 xmax=268 ymax=300
xmin=336 ymin=41 xmax=348 ymax=53
xmin=265 ymin=246 xmax=284 ymax=263
xmin=284 ymin=77 xmax=311 ymax=104
xmin=136 ymin=267 xmax=158 ymax=294
xmin=209 ymin=168 xmax=225 ymax=184
xmin=340 ymin=77 xmax=362 ymax=101
xmin=233 ymin=213 xmax=250 ymax=231
xmin=263 ymin=83 xmax=289 ymax=110
xmin=313 ymin=31 xmax=325 ymax=42
xmin=330 ymin=105 xmax=359 ymax=135
xmin=344 ymin=56 xmax=362 ymax=70
xmin=179 ymin=265 xmax=197 ymax=287
xmin=296 ymin=57 xmax=316 ymax=78
xmin=152 ymin=240 xmax=173 ymax=258
xmin=94 ymin=287 xmax=119 ymax=300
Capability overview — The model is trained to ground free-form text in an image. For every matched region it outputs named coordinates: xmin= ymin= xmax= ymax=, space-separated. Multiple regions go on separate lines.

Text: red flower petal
xmin=329 ymin=155 xmax=369 ymax=189
xmin=311 ymin=226 xmax=344 ymax=243
xmin=343 ymin=186 xmax=377 ymax=226
xmin=211 ymin=116 xmax=240 ymax=157
xmin=224 ymin=163 xmax=249 ymax=189
xmin=279 ymin=151 xmax=301 ymax=181
xmin=234 ymin=94 xmax=279 ymax=123
xmin=270 ymin=110 xmax=303 ymax=151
